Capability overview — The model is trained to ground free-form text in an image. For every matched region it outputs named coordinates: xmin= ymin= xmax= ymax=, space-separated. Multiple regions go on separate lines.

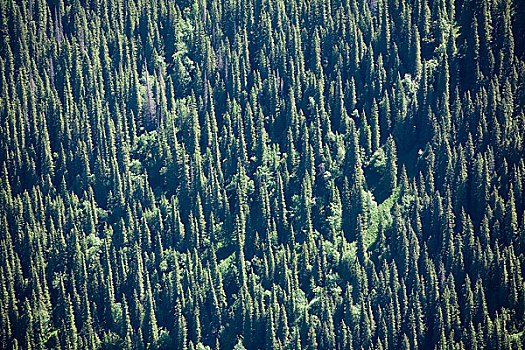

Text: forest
xmin=0 ymin=0 xmax=524 ymax=348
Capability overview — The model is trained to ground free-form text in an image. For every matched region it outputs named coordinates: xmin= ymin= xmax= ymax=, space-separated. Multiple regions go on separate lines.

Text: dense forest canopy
xmin=0 ymin=0 xmax=524 ymax=348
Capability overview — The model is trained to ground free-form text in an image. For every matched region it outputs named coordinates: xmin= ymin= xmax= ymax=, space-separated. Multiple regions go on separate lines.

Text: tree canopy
xmin=0 ymin=0 xmax=524 ymax=348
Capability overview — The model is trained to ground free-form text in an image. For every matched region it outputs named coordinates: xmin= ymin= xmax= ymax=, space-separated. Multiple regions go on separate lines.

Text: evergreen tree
xmin=0 ymin=0 xmax=523 ymax=349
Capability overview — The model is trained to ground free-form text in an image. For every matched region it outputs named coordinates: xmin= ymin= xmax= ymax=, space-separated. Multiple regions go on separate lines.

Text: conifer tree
xmin=0 ymin=0 xmax=524 ymax=348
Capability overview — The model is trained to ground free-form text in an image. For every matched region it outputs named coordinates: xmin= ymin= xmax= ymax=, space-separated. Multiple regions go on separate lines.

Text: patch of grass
xmin=366 ymin=187 xmax=400 ymax=247
xmin=509 ymin=330 xmax=524 ymax=344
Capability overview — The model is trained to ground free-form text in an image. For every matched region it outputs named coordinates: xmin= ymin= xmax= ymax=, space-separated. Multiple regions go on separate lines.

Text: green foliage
xmin=0 ymin=0 xmax=524 ymax=349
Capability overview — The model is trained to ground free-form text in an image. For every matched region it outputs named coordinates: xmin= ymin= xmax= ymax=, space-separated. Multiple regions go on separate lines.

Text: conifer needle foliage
xmin=0 ymin=0 xmax=524 ymax=348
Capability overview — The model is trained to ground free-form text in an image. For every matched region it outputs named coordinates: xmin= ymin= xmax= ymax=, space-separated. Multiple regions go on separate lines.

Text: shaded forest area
xmin=0 ymin=0 xmax=525 ymax=348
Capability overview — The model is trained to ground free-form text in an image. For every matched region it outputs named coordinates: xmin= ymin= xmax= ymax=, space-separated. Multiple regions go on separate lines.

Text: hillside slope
xmin=0 ymin=0 xmax=524 ymax=348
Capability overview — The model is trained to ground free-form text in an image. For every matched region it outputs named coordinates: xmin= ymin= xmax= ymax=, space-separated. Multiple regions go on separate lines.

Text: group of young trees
xmin=0 ymin=0 xmax=524 ymax=348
